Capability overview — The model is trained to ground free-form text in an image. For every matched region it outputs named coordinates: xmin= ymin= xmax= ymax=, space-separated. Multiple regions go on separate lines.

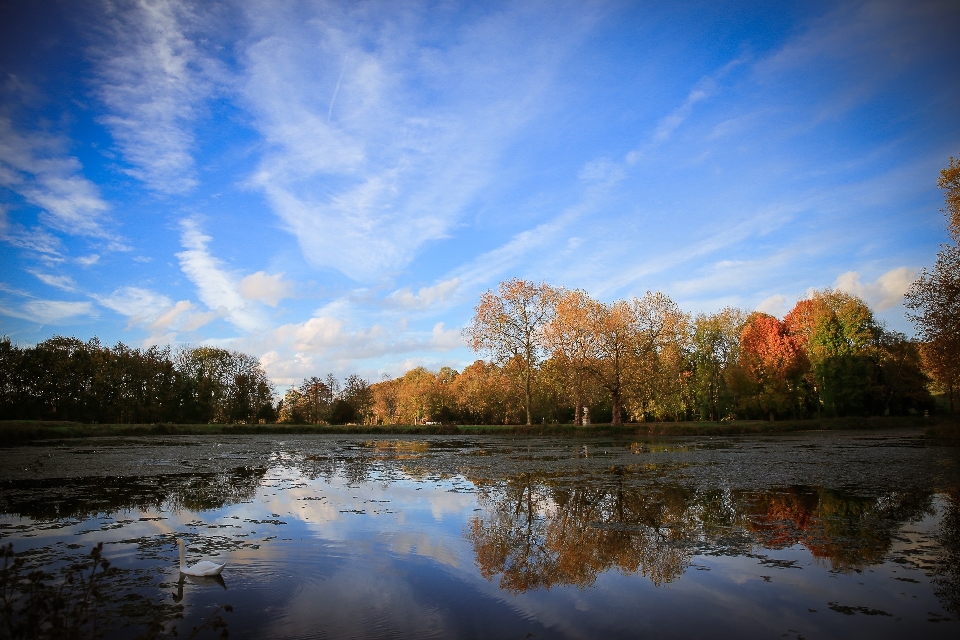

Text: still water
xmin=1 ymin=429 xmax=958 ymax=639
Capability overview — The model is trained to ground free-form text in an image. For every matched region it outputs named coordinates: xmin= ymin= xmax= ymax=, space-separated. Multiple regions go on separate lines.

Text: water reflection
xmin=173 ymin=573 xmax=227 ymax=602
xmin=0 ymin=466 xmax=267 ymax=519
xmin=468 ymin=471 xmax=938 ymax=593
xmin=935 ymin=488 xmax=960 ymax=616
xmin=0 ymin=432 xmax=957 ymax=639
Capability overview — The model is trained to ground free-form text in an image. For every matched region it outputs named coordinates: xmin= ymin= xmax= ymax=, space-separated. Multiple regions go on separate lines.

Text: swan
xmin=177 ymin=538 xmax=226 ymax=577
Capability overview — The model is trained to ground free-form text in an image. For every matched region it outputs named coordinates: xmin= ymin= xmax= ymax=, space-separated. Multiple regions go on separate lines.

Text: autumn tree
xmin=464 ymin=279 xmax=555 ymax=425
xmin=544 ymin=289 xmax=596 ymax=424
xmin=299 ymin=376 xmax=333 ymax=423
xmin=784 ymin=290 xmax=882 ymax=416
xmin=453 ymin=360 xmax=519 ymax=424
xmin=739 ymin=313 xmax=808 ymax=421
xmin=395 ymin=367 xmax=438 ymax=425
xmin=631 ymin=292 xmax=691 ymax=421
xmin=584 ymin=299 xmax=635 ymax=426
xmin=905 ymin=156 xmax=960 ymax=412
xmin=371 ymin=376 xmax=400 ymax=424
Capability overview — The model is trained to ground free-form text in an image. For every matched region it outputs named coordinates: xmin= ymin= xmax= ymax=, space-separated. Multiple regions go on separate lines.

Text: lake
xmin=1 ymin=429 xmax=958 ymax=639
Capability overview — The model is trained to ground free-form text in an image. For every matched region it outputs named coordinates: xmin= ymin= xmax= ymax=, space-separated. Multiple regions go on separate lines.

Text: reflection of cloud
xmin=834 ymin=267 xmax=916 ymax=311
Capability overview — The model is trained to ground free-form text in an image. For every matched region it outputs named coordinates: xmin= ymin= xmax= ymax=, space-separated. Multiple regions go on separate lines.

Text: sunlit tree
xmin=464 ymin=279 xmax=556 ymax=425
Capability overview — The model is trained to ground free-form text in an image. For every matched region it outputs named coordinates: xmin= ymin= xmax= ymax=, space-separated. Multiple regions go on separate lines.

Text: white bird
xmin=177 ymin=538 xmax=226 ymax=577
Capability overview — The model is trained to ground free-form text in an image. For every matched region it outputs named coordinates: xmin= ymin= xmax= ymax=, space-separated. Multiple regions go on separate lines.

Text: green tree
xmin=905 ymin=157 xmax=960 ymax=412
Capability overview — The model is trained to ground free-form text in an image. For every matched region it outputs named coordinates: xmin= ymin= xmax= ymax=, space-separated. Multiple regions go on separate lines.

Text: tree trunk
xmin=524 ymin=367 xmax=532 ymax=425
xmin=611 ymin=391 xmax=623 ymax=426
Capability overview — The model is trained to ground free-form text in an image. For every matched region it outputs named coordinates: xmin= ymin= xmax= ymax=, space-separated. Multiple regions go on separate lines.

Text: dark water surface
xmin=1 ymin=429 xmax=958 ymax=639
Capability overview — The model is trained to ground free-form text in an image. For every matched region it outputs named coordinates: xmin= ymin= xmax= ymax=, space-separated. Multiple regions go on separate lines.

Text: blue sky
xmin=1 ymin=0 xmax=958 ymax=386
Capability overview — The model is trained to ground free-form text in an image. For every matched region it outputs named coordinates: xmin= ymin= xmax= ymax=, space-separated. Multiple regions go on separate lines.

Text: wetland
xmin=1 ymin=428 xmax=958 ymax=639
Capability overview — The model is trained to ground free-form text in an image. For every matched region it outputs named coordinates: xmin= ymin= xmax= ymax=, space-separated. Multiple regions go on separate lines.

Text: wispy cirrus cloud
xmin=27 ymin=270 xmax=77 ymax=292
xmin=89 ymin=0 xmax=219 ymax=193
xmin=94 ymin=286 xmax=216 ymax=343
xmin=175 ymin=219 xmax=265 ymax=332
xmin=0 ymin=299 xmax=96 ymax=325
xmin=0 ymin=209 xmax=63 ymax=255
xmin=240 ymin=1 xmax=591 ymax=281
xmin=0 ymin=118 xmax=115 ymax=242
xmin=387 ymin=278 xmax=460 ymax=310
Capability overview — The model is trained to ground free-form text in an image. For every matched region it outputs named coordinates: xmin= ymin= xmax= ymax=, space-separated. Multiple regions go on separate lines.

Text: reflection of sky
xmin=1 ymin=464 xmax=957 ymax=639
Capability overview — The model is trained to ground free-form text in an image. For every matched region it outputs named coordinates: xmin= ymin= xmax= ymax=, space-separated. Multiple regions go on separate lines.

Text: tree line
xmin=0 ymin=336 xmax=275 ymax=424
xmin=363 ymin=284 xmax=931 ymax=426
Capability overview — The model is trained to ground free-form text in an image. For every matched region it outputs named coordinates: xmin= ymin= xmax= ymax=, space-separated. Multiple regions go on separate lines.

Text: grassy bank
xmin=1 ymin=415 xmax=957 ymax=446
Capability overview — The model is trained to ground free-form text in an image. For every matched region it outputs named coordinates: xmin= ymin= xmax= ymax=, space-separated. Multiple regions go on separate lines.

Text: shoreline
xmin=1 ymin=415 xmax=957 ymax=445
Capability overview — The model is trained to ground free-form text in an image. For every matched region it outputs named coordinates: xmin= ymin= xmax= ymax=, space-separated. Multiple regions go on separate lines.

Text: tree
xmin=452 ymin=360 xmax=519 ymax=424
xmin=739 ymin=313 xmax=808 ymax=420
xmin=544 ymin=289 xmax=595 ymax=424
xmin=465 ymin=279 xmax=555 ymax=425
xmin=371 ymin=375 xmax=400 ymax=425
xmin=631 ymin=292 xmax=691 ymax=422
xmin=689 ymin=308 xmax=747 ymax=421
xmin=395 ymin=367 xmax=437 ymax=425
xmin=584 ymin=299 xmax=635 ymax=426
xmin=299 ymin=377 xmax=333 ymax=423
xmin=905 ymin=158 xmax=960 ymax=413
xmin=342 ymin=374 xmax=373 ymax=424
xmin=785 ymin=291 xmax=880 ymax=416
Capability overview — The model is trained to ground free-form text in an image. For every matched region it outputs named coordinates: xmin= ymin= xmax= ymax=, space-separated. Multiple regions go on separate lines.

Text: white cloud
xmin=175 ymin=219 xmax=264 ymax=331
xmin=430 ymin=322 xmax=463 ymax=350
xmin=76 ymin=254 xmax=100 ymax=266
xmin=239 ymin=271 xmax=294 ymax=307
xmin=239 ymin=1 xmax=585 ymax=281
xmin=0 ymin=299 xmax=96 ymax=324
xmin=834 ymin=267 xmax=917 ymax=311
xmin=625 ymin=57 xmax=743 ymax=164
xmin=90 ymin=0 xmax=217 ymax=193
xmin=755 ymin=294 xmax=788 ymax=316
xmin=95 ymin=286 xmax=172 ymax=324
xmin=0 ymin=118 xmax=113 ymax=240
xmin=94 ymin=286 xmax=216 ymax=342
xmin=28 ymin=270 xmax=76 ymax=292
xmin=241 ymin=310 xmax=468 ymax=385
xmin=387 ymin=278 xmax=460 ymax=309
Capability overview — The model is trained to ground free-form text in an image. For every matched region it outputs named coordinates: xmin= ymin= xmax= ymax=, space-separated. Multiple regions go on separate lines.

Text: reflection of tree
xmin=934 ymin=488 xmax=960 ymax=616
xmin=740 ymin=486 xmax=933 ymax=571
xmin=1 ymin=467 xmax=267 ymax=520
xmin=468 ymin=472 xmax=937 ymax=593
xmin=468 ymin=470 xmax=696 ymax=592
